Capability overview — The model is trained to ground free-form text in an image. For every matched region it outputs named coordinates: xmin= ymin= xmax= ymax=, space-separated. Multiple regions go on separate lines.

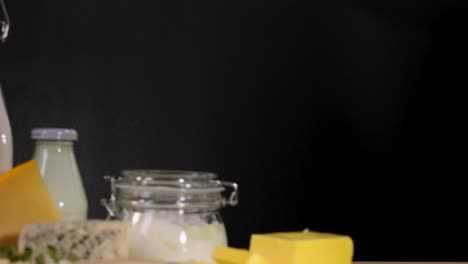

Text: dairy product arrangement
xmin=0 ymin=160 xmax=354 ymax=264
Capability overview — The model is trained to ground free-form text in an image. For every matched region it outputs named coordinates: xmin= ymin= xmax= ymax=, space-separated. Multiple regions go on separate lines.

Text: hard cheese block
xmin=18 ymin=220 xmax=128 ymax=261
xmin=213 ymin=246 xmax=269 ymax=264
xmin=249 ymin=230 xmax=353 ymax=264
xmin=0 ymin=160 xmax=61 ymax=246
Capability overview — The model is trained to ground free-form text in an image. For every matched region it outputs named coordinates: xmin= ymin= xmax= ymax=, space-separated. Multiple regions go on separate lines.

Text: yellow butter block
xmin=249 ymin=230 xmax=353 ymax=264
xmin=0 ymin=160 xmax=61 ymax=246
xmin=213 ymin=246 xmax=269 ymax=264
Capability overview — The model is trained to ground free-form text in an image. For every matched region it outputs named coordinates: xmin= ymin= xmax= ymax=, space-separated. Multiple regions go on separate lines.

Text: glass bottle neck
xmin=34 ymin=140 xmax=75 ymax=152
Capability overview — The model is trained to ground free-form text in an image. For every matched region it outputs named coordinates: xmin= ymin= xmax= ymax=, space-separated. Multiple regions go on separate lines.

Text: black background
xmin=1 ymin=0 xmax=467 ymax=261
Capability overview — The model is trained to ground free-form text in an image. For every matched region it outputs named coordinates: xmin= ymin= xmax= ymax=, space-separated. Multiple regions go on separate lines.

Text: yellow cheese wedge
xmin=0 ymin=160 xmax=61 ymax=246
xmin=213 ymin=246 xmax=269 ymax=264
xmin=249 ymin=230 xmax=353 ymax=264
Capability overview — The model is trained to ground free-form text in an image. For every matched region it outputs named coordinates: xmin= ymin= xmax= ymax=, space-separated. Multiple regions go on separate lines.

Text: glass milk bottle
xmin=32 ymin=128 xmax=88 ymax=220
xmin=0 ymin=86 xmax=12 ymax=174
xmin=1 ymin=0 xmax=13 ymax=175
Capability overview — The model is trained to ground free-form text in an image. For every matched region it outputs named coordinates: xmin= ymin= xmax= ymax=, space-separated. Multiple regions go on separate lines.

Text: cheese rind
xmin=212 ymin=246 xmax=268 ymax=264
xmin=0 ymin=160 xmax=61 ymax=246
xmin=249 ymin=230 xmax=353 ymax=264
xmin=213 ymin=246 xmax=250 ymax=264
xmin=18 ymin=221 xmax=128 ymax=262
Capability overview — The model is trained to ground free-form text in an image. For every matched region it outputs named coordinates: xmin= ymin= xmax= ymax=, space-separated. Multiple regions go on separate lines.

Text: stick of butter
xmin=249 ymin=230 xmax=353 ymax=264
xmin=212 ymin=246 xmax=269 ymax=264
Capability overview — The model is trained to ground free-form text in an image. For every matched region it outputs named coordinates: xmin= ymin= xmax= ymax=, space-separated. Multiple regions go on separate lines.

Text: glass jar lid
xmin=118 ymin=170 xmax=223 ymax=192
xmin=102 ymin=170 xmax=238 ymax=216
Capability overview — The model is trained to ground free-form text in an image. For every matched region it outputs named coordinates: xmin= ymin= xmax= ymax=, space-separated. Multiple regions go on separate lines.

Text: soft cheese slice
xmin=0 ymin=160 xmax=61 ymax=246
xmin=249 ymin=230 xmax=353 ymax=264
xmin=18 ymin=220 xmax=128 ymax=261
xmin=213 ymin=246 xmax=269 ymax=264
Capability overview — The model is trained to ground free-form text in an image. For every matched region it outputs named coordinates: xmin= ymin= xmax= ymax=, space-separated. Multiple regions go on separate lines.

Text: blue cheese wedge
xmin=18 ymin=221 xmax=128 ymax=263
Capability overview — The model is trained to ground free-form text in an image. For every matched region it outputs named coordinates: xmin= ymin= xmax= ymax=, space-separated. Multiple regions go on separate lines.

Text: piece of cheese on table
xmin=18 ymin=220 xmax=128 ymax=261
xmin=75 ymin=261 xmax=197 ymax=264
xmin=212 ymin=246 xmax=268 ymax=264
xmin=249 ymin=230 xmax=353 ymax=264
xmin=0 ymin=160 xmax=61 ymax=246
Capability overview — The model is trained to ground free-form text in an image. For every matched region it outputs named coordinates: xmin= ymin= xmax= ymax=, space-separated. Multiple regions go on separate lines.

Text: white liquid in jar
xmin=127 ymin=210 xmax=227 ymax=264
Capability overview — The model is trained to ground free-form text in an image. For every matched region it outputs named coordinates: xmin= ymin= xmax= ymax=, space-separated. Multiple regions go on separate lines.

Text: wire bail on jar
xmin=101 ymin=175 xmax=118 ymax=218
xmin=217 ymin=180 xmax=238 ymax=207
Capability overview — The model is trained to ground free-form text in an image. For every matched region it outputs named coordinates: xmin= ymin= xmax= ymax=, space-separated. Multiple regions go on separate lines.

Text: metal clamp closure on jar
xmin=101 ymin=170 xmax=238 ymax=218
